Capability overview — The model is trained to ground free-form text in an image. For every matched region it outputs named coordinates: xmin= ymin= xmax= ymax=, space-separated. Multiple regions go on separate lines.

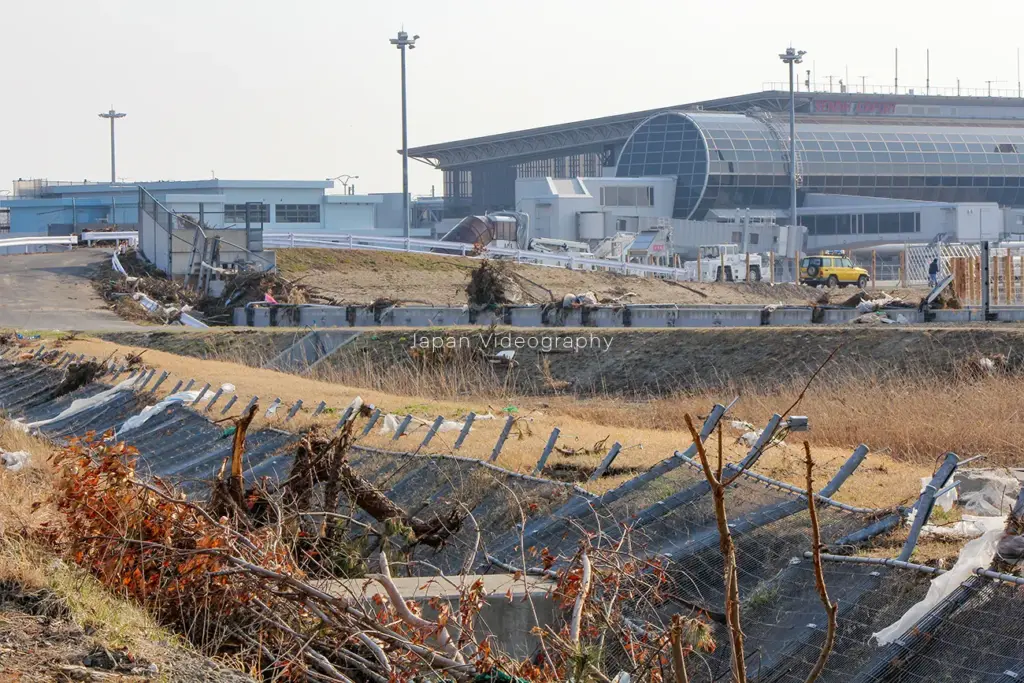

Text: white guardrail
xmin=0 ymin=232 xmax=138 ymax=253
xmin=0 ymin=235 xmax=79 ymax=250
xmin=81 ymin=231 xmax=139 ymax=245
xmin=263 ymin=232 xmax=696 ymax=280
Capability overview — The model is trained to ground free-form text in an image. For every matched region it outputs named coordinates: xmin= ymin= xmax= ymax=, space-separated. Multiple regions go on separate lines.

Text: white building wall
xmin=514 ymin=176 xmax=677 ymax=243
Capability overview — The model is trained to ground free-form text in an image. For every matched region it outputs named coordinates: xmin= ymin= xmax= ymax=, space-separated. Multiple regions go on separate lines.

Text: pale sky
xmin=2 ymin=0 xmax=1023 ymax=196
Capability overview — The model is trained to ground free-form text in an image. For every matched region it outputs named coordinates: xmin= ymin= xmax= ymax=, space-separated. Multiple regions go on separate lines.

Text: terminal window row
xmin=275 ymin=204 xmax=321 ymax=223
xmin=801 ymin=212 xmax=921 ymax=236
xmin=599 ymin=186 xmax=654 ymax=207
xmin=223 ymin=203 xmax=270 ymax=223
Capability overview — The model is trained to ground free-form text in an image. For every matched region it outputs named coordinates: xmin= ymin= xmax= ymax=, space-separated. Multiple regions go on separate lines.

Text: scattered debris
xmin=466 ymin=260 xmax=524 ymax=307
xmin=956 ymin=469 xmax=1021 ymax=515
xmin=561 ymin=291 xmax=599 ymax=308
xmin=1 ymin=450 xmax=29 ymax=471
xmin=53 ymin=360 xmax=105 ymax=398
xmin=555 ymin=435 xmax=611 ymax=457
xmin=922 ymin=514 xmax=1005 ymax=540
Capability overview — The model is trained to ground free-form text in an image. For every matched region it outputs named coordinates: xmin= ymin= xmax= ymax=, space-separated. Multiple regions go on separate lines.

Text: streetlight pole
xmin=329 ymin=174 xmax=360 ymax=194
xmin=779 ymin=48 xmax=806 ymax=233
xmin=390 ymin=30 xmax=418 ymax=239
xmin=98 ymin=109 xmax=127 ymax=183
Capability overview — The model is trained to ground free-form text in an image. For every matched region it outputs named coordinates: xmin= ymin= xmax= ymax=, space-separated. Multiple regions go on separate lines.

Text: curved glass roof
xmin=616 ymin=111 xmax=1024 ymax=218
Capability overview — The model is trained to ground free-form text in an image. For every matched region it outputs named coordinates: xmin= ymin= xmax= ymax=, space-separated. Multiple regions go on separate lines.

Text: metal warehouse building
xmin=410 ymin=89 xmax=1024 ymax=251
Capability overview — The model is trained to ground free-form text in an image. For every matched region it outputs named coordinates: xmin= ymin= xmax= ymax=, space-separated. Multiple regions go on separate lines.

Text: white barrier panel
xmin=81 ymin=231 xmax=139 ymax=244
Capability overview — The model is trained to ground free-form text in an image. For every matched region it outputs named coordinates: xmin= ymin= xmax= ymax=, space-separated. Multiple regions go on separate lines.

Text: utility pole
xmin=98 ymin=108 xmax=126 ymax=183
xmin=390 ymin=30 xmax=419 ymax=238
xmin=779 ymin=47 xmax=806 ymax=239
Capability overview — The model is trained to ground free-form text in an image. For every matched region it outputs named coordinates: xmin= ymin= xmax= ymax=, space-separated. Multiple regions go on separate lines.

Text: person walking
xmin=928 ymin=258 xmax=940 ymax=288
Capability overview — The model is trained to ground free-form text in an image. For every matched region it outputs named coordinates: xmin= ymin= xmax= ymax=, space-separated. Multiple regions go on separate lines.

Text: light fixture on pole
xmin=98 ymin=108 xmax=127 ymax=184
xmin=390 ymin=30 xmax=418 ymax=239
xmin=329 ymin=174 xmax=360 ymax=195
xmin=778 ymin=47 xmax=806 ymax=233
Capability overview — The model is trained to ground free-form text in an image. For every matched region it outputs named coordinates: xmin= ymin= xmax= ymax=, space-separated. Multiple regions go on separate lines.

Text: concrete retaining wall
xmin=233 ymin=302 xmax=890 ymax=328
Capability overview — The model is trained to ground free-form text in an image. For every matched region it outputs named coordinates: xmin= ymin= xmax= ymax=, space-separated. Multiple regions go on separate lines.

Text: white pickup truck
xmin=681 ymin=244 xmax=762 ymax=282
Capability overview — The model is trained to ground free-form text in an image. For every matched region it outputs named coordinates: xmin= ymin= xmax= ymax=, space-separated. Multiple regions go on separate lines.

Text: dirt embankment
xmin=103 ymin=326 xmax=1024 ymax=397
xmin=99 ymin=329 xmax=304 ymax=366
xmin=276 ymin=248 xmax=841 ymax=306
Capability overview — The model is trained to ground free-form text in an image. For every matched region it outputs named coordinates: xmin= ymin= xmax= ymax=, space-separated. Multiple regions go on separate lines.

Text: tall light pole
xmin=779 ymin=48 xmax=806 ymax=233
xmin=98 ymin=108 xmax=127 ymax=183
xmin=390 ymin=30 xmax=418 ymax=238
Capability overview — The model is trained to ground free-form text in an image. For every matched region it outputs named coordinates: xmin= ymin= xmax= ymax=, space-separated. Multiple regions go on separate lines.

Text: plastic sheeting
xmin=117 ymin=390 xmax=204 ymax=435
xmin=22 ymin=377 xmax=138 ymax=430
xmin=873 ymin=526 xmax=1003 ymax=645
xmin=923 ymin=475 xmax=959 ymax=512
xmin=1 ymin=450 xmax=29 ymax=472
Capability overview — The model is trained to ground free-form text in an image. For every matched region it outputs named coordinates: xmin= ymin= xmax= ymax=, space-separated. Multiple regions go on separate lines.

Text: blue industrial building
xmin=0 ymin=179 xmax=427 ymax=238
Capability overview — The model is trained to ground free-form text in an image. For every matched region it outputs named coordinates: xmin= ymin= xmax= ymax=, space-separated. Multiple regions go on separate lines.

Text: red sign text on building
xmin=813 ymin=100 xmax=897 ymax=115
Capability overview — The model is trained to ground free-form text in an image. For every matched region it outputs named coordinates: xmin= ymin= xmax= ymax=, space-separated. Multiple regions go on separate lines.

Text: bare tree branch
xmin=803 ymin=441 xmax=838 ymax=683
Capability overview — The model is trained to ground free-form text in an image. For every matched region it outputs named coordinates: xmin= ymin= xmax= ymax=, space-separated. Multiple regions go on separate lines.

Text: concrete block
xmin=299 ymin=306 xmax=348 ymax=327
xmin=765 ymin=307 xmax=814 ymax=326
xmin=351 ymin=306 xmax=377 ymax=327
xmin=627 ymin=306 xmax=678 ymax=328
xmin=389 ymin=306 xmax=471 ymax=327
xmin=930 ymin=309 xmax=972 ymax=323
xmin=328 ymin=573 xmax=558 ymax=659
xmin=674 ymin=305 xmax=762 ymax=328
xmin=507 ymin=306 xmax=544 ymax=327
xmin=584 ymin=307 xmax=625 ymax=327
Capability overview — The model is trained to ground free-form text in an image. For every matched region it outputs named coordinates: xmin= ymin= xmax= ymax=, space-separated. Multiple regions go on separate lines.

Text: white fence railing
xmin=0 ymin=235 xmax=79 ymax=252
xmin=263 ymin=232 xmax=700 ymax=281
xmin=81 ymin=231 xmax=139 ymax=245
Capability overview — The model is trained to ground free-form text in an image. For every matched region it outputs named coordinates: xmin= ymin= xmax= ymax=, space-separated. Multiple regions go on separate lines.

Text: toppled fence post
xmin=32 ymin=346 xmax=46 ymax=359
xmin=183 ymin=379 xmax=195 ymax=392
xmin=898 ymin=452 xmax=960 ymax=562
xmin=453 ymin=412 xmax=475 ymax=450
xmin=191 ymin=383 xmax=211 ymax=406
xmin=392 ymin=414 xmax=413 ymax=441
xmin=241 ymin=395 xmax=259 ymax=417
xmin=489 ymin=415 xmax=516 ymax=463
xmin=137 ymin=369 xmax=157 ymax=391
xmin=362 ymin=408 xmax=382 ymax=435
xmin=205 ymin=386 xmax=225 ymax=412
xmin=169 ymin=379 xmax=184 ymax=394
xmin=150 ymin=371 xmax=169 ymax=393
xmin=220 ymin=394 xmax=238 ymax=415
xmin=333 ymin=406 xmax=354 ymax=432
xmin=286 ymin=400 xmax=303 ymax=421
xmin=532 ymin=428 xmax=561 ymax=475
xmin=589 ymin=442 xmax=623 ymax=481
xmin=420 ymin=416 xmax=445 ymax=449
xmin=311 ymin=400 xmax=327 ymax=417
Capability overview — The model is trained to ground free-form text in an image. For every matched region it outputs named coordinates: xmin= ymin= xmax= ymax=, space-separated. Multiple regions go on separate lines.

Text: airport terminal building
xmin=409 ymin=90 xmax=1024 ymax=252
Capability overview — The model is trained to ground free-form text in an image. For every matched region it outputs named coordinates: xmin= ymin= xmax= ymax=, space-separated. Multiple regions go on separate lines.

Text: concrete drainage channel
xmin=5 ymin=356 xmax=1024 ymax=678
xmin=235 ymin=302 xmax=1024 ymax=328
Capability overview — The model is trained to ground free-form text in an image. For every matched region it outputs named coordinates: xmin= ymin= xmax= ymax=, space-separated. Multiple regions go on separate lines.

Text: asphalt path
xmin=0 ymin=249 xmax=141 ymax=331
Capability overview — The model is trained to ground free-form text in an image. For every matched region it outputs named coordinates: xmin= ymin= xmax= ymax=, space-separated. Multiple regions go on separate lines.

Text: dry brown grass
xmin=14 ymin=336 xmax=935 ymax=511
xmin=0 ymin=424 xmax=218 ymax=672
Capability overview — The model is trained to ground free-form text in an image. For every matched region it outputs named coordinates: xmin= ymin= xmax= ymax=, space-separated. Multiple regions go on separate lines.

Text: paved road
xmin=0 ymin=249 xmax=142 ymax=331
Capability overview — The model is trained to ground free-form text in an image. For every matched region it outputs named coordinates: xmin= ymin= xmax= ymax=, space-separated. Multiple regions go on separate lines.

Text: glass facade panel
xmin=616 ymin=111 xmax=1024 ymax=219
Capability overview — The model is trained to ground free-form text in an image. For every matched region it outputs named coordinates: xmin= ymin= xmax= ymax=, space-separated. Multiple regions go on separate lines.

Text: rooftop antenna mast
xmin=985 ymin=79 xmax=1005 ymax=97
xmin=895 ymin=47 xmax=899 ymax=94
xmin=1018 ymin=47 xmax=1021 ymax=98
xmin=926 ymin=49 xmax=930 ymax=95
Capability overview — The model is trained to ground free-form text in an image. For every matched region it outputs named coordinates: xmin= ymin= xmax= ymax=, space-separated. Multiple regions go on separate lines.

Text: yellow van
xmin=800 ymin=255 xmax=870 ymax=289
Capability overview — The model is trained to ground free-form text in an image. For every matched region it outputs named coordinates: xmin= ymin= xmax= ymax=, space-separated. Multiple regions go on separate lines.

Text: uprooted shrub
xmin=30 ymin=421 xmax=713 ymax=681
